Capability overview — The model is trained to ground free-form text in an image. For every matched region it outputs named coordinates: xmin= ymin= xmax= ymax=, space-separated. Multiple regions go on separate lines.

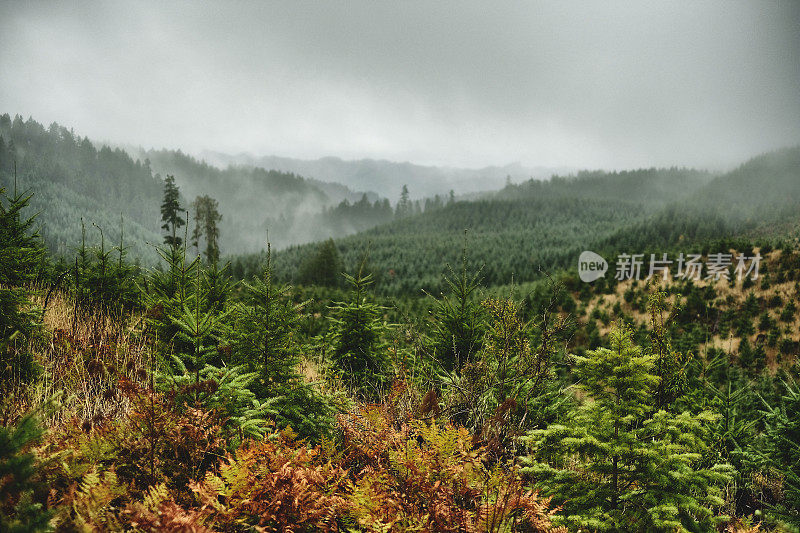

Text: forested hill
xmin=266 ymin=167 xmax=712 ymax=293
xmin=0 ymin=113 xmax=391 ymax=260
xmin=0 ymin=114 xmax=163 ymax=260
xmin=597 ymin=146 xmax=800 ymax=254
xmin=695 ymin=146 xmax=800 ymax=217
xmin=495 ymin=166 xmax=714 ymax=204
xmin=266 ymin=148 xmax=800 ymax=294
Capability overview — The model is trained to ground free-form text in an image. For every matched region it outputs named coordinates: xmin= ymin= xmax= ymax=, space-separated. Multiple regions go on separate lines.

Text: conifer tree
xmin=0 ymin=186 xmax=44 ymax=385
xmin=747 ymin=378 xmax=800 ymax=527
xmin=160 ymin=174 xmax=184 ymax=248
xmin=426 ymin=247 xmax=485 ymax=372
xmin=232 ymin=245 xmax=335 ymax=438
xmin=233 ymin=246 xmax=302 ymax=391
xmin=329 ymin=265 xmax=390 ymax=398
xmin=647 ymin=288 xmax=691 ymax=410
xmin=299 ymin=238 xmax=341 ymax=287
xmin=439 ymin=290 xmax=571 ymax=450
xmin=143 ymin=243 xmax=229 ymax=367
xmin=395 ymin=184 xmax=411 ymax=218
xmin=190 ymin=195 xmax=222 ymax=265
xmin=70 ymin=222 xmax=139 ymax=313
xmin=521 ymin=325 xmax=732 ymax=532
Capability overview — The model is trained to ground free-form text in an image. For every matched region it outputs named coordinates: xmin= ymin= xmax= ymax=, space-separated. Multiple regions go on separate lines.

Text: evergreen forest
xmin=2 ymin=113 xmax=800 ymax=532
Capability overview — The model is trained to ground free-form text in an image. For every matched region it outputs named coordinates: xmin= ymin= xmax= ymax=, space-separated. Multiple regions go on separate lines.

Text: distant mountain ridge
xmin=200 ymin=150 xmax=575 ymax=199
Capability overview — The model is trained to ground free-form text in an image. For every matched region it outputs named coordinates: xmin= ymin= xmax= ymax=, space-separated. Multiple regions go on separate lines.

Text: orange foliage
xmin=338 ymin=405 xmax=563 ymax=532
xmin=34 ymin=378 xmax=561 ymax=532
xmin=192 ymin=428 xmax=351 ymax=532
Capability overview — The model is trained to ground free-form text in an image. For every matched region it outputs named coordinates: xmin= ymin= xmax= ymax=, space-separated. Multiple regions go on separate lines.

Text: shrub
xmin=192 ymin=428 xmax=351 ymax=532
xmin=338 ymin=405 xmax=562 ymax=532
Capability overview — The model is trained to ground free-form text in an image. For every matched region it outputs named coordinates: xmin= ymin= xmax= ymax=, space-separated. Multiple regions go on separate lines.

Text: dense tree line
xmin=250 ymin=148 xmax=800 ymax=296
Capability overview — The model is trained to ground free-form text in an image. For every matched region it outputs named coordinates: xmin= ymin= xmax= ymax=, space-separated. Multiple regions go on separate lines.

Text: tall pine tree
xmin=299 ymin=238 xmax=341 ymax=287
xmin=395 ymin=184 xmax=411 ymax=218
xmin=160 ymin=174 xmax=185 ymax=248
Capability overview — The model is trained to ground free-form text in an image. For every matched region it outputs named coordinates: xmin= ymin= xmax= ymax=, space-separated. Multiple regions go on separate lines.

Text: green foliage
xmin=425 ymin=250 xmax=486 ymax=373
xmin=0 ymin=412 xmax=51 ymax=532
xmin=0 ymin=187 xmax=45 ymax=385
xmin=439 ymin=287 xmax=572 ymax=454
xmin=646 ymin=288 xmax=691 ymax=410
xmin=162 ymin=274 xmax=231 ymax=371
xmin=329 ymin=268 xmax=392 ymax=398
xmin=746 ymin=378 xmax=800 ymax=527
xmin=143 ymin=247 xmax=231 ymax=364
xmin=70 ymin=220 xmax=140 ymax=313
xmin=232 ymin=248 xmax=303 ymax=392
xmin=158 ymin=357 xmax=271 ymax=444
xmin=699 ymin=356 xmax=760 ymax=463
xmin=299 ymin=238 xmax=342 ymax=287
xmin=521 ymin=326 xmax=733 ymax=532
xmin=231 ymin=248 xmax=337 ymax=439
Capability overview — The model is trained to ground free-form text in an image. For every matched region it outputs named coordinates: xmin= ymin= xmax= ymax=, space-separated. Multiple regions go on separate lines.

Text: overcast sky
xmin=1 ymin=1 xmax=798 ymax=170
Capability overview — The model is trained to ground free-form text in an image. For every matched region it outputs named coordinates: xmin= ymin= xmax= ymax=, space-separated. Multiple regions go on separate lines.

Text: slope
xmin=264 ymin=167 xmax=710 ymax=293
xmin=268 ymin=150 xmax=800 ymax=295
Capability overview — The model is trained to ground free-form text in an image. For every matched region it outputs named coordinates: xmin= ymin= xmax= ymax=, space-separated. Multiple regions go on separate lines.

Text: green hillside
xmin=264 ymin=148 xmax=800 ymax=294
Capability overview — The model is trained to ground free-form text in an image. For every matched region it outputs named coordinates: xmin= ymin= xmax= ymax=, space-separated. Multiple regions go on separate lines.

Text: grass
xmin=1 ymin=289 xmax=152 ymax=429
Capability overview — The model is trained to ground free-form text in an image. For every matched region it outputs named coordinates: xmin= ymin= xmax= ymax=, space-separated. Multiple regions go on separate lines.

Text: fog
xmin=1 ymin=1 xmax=798 ymax=171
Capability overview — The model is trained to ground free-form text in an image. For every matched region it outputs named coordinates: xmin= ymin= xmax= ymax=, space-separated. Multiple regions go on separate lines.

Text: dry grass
xmin=2 ymin=290 xmax=153 ymax=428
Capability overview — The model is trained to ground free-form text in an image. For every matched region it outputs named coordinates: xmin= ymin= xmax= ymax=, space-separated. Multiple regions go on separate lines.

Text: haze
xmin=1 ymin=1 xmax=798 ymax=170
